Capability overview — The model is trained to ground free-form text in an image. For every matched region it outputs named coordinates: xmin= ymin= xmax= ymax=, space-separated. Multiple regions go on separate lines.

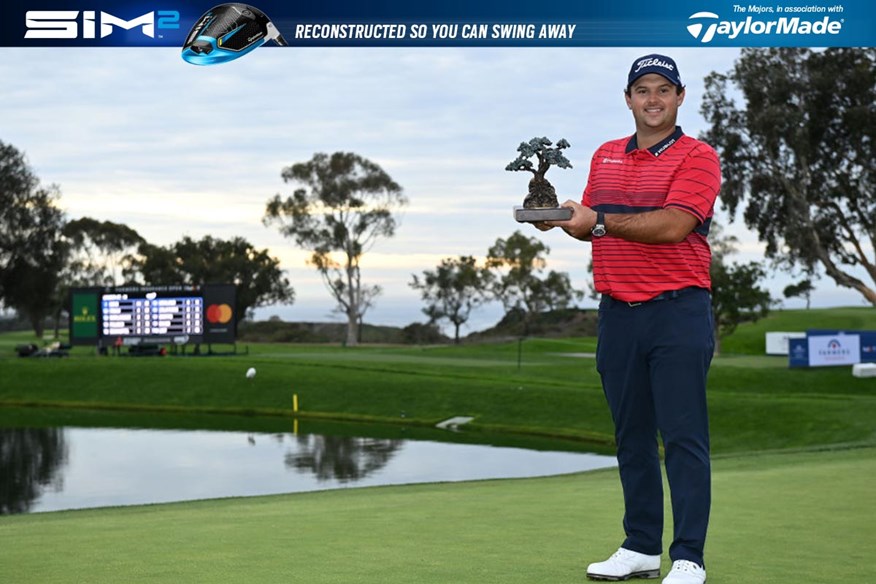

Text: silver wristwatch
xmin=591 ymin=211 xmax=606 ymax=238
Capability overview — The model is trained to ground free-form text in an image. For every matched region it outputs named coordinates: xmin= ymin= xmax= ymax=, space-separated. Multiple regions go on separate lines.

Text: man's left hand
xmin=545 ymin=200 xmax=596 ymax=240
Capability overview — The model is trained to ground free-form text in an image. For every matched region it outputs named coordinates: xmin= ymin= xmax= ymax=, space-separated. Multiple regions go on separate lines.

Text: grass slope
xmin=2 ymin=331 xmax=875 ymax=454
xmin=719 ymin=306 xmax=876 ymax=355
xmin=2 ymin=447 xmax=873 ymax=583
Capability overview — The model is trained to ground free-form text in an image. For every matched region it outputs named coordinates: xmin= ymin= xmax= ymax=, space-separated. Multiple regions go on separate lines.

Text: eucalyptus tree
xmin=129 ymin=235 xmax=294 ymax=325
xmin=701 ymin=48 xmax=876 ymax=305
xmin=486 ymin=230 xmax=582 ymax=334
xmin=0 ymin=140 xmax=68 ymax=337
xmin=410 ymin=255 xmax=491 ymax=343
xmin=264 ymin=152 xmax=407 ymax=346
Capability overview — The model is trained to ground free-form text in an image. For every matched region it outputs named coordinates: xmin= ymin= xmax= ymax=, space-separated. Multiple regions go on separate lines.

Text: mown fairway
xmin=1 ymin=447 xmax=873 ymax=583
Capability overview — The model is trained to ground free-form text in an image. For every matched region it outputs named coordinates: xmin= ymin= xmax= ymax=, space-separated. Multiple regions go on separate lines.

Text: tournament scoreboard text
xmin=70 ymin=284 xmax=236 ymax=346
xmin=101 ymin=292 xmax=204 ymax=337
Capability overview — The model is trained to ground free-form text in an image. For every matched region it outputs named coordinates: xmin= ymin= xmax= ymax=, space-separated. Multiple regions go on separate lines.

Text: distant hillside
xmin=238 ymin=308 xmax=599 ymax=345
xmin=239 ymin=306 xmax=875 ymax=350
xmin=237 ymin=319 xmax=450 ymax=345
xmin=464 ymin=308 xmax=598 ymax=340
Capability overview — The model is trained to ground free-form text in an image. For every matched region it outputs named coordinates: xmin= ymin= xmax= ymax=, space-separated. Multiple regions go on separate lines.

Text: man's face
xmin=625 ymin=73 xmax=685 ymax=134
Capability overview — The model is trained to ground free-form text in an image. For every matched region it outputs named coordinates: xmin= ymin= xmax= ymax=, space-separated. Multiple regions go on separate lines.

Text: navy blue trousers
xmin=596 ymin=287 xmax=714 ymax=567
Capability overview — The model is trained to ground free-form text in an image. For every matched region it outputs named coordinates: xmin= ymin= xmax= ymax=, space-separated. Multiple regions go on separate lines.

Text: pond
xmin=1 ymin=424 xmax=617 ymax=514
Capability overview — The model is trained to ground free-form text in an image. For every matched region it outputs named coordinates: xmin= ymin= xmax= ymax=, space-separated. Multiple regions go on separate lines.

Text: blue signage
xmin=789 ymin=330 xmax=876 ymax=368
xmin=808 ymin=330 xmax=876 ymax=361
xmin=788 ymin=337 xmax=809 ymax=368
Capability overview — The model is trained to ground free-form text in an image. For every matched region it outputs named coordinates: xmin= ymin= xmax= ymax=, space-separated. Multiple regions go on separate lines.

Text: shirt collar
xmin=625 ymin=126 xmax=685 ymax=157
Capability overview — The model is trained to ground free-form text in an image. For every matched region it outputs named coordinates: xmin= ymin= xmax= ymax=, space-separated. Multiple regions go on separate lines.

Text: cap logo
xmin=634 ymin=57 xmax=675 ymax=74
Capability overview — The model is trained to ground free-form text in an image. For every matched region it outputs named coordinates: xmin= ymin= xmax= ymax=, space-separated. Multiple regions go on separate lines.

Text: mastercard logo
xmin=206 ymin=303 xmax=233 ymax=324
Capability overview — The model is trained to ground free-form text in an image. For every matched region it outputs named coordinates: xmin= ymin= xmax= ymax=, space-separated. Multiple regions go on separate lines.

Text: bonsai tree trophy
xmin=507 ymin=137 xmax=574 ymax=223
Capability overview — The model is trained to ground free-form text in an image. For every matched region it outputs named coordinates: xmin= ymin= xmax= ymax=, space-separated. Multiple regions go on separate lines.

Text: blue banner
xmin=788 ymin=337 xmax=809 ymax=368
xmin=3 ymin=0 xmax=874 ymax=48
xmin=789 ymin=330 xmax=876 ymax=368
xmin=809 ymin=329 xmax=876 ymax=362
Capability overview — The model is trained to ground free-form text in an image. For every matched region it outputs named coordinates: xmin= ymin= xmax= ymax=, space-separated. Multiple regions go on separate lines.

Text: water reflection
xmin=1 ymin=426 xmax=616 ymax=515
xmin=0 ymin=428 xmax=68 ymax=514
xmin=285 ymin=435 xmax=403 ymax=482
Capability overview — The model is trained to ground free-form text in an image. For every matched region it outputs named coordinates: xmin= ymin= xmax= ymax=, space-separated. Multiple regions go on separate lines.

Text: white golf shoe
xmin=662 ymin=560 xmax=706 ymax=584
xmin=586 ymin=547 xmax=661 ymax=581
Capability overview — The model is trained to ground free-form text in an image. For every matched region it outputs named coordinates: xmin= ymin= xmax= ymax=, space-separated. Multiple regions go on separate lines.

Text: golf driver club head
xmin=181 ymin=3 xmax=287 ymax=65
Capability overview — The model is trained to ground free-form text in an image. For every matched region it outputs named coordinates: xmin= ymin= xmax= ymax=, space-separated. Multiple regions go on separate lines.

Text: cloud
xmin=9 ymin=45 xmax=860 ymax=329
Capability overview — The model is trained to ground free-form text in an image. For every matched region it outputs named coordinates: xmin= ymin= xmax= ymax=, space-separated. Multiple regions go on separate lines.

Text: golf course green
xmin=1 ymin=307 xmax=874 ymax=582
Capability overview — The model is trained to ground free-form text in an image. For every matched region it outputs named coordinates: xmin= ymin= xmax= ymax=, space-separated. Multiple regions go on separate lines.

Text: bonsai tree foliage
xmin=505 ymin=137 xmax=572 ymax=209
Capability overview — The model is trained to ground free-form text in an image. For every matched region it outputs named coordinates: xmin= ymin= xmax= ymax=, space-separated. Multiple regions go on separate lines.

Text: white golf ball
xmin=245 ymin=367 xmax=256 ymax=379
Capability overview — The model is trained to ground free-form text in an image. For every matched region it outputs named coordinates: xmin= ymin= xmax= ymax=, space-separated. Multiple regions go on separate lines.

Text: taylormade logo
xmin=686 ymin=11 xmax=843 ymax=43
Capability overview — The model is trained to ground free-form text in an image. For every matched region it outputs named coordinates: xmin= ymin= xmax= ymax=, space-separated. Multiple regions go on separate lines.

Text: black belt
xmin=603 ymin=286 xmax=701 ymax=308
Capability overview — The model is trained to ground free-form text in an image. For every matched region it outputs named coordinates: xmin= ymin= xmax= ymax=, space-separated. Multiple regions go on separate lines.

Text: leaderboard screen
xmin=101 ymin=291 xmax=204 ymax=338
xmin=69 ymin=284 xmax=236 ymax=346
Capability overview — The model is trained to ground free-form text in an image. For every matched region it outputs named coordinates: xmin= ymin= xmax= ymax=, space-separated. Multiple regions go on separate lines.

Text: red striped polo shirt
xmin=581 ymin=127 xmax=721 ymax=302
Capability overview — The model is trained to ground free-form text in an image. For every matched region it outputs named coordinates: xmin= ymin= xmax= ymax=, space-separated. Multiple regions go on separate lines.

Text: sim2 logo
xmin=24 ymin=9 xmax=180 ymax=39
xmin=686 ymin=10 xmax=843 ymax=43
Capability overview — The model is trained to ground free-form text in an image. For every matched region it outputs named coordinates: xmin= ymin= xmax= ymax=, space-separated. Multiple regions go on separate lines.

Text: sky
xmin=1 ymin=46 xmax=870 ymax=335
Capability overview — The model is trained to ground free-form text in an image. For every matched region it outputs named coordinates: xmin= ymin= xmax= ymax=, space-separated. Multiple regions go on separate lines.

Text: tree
xmin=126 ymin=242 xmax=179 ymax=285
xmin=410 ymin=255 xmax=491 ymax=344
xmin=264 ymin=152 xmax=407 ymax=346
xmin=49 ymin=218 xmax=146 ymax=337
xmin=129 ymin=235 xmax=294 ymax=324
xmin=487 ymin=231 xmax=548 ymax=315
xmin=709 ymin=223 xmax=772 ymax=354
xmin=62 ymin=217 xmax=145 ymax=286
xmin=701 ymin=48 xmax=876 ymax=306
xmin=486 ymin=231 xmax=582 ymax=333
xmin=401 ymin=322 xmax=448 ymax=345
xmin=1 ymin=243 xmax=68 ymax=339
xmin=538 ymin=270 xmax=581 ymax=311
xmin=505 ymin=137 xmax=572 ymax=209
xmin=0 ymin=141 xmax=68 ymax=338
xmin=0 ymin=140 xmax=38 ymax=272
xmin=784 ymin=279 xmax=815 ymax=309
xmin=711 ymin=261 xmax=772 ymax=354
